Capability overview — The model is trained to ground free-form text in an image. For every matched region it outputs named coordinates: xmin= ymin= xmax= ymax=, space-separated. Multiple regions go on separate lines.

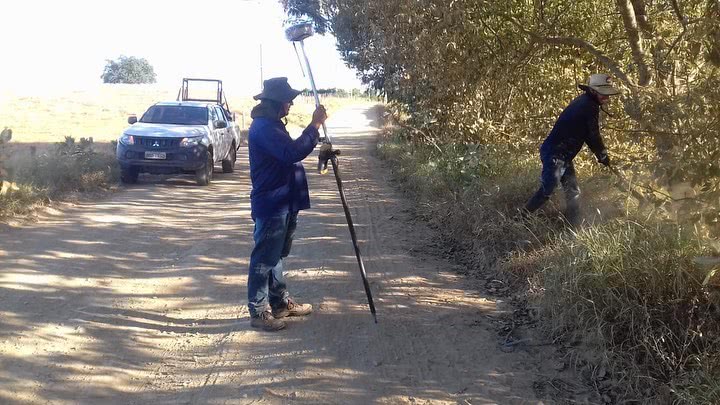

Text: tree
xmin=101 ymin=56 xmax=157 ymax=84
xmin=282 ymin=0 xmax=720 ymax=212
xmin=0 ymin=128 xmax=12 ymax=192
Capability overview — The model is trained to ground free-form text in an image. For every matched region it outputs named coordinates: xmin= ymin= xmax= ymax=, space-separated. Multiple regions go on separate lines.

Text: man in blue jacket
xmin=524 ymin=74 xmax=620 ymax=226
xmin=247 ymin=77 xmax=327 ymax=331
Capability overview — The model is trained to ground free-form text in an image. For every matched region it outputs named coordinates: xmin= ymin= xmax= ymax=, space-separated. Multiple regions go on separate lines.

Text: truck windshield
xmin=140 ymin=106 xmax=208 ymax=125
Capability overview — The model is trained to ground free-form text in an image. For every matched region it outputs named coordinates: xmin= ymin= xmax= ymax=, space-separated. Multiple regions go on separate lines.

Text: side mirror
xmin=128 ymin=116 xmax=138 ymax=125
xmin=214 ymin=120 xmax=228 ymax=129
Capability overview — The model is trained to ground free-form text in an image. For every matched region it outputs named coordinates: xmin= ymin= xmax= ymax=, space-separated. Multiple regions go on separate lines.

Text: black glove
xmin=597 ymin=153 xmax=610 ymax=167
xmin=317 ymin=143 xmax=340 ymax=174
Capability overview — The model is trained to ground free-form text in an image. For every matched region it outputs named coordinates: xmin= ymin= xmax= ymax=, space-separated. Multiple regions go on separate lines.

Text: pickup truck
xmin=116 ymin=79 xmax=241 ymax=186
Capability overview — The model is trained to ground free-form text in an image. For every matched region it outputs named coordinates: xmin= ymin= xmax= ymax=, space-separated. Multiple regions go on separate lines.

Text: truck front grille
xmin=136 ymin=137 xmax=180 ymax=148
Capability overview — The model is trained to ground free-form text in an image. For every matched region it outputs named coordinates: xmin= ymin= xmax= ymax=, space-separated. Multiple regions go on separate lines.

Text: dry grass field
xmin=0 ymin=85 xmax=254 ymax=144
xmin=0 ymin=84 xmax=367 ymax=145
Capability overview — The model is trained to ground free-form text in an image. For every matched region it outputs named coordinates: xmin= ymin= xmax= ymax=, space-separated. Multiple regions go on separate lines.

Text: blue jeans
xmin=247 ymin=212 xmax=298 ymax=317
xmin=525 ymin=156 xmax=581 ymax=218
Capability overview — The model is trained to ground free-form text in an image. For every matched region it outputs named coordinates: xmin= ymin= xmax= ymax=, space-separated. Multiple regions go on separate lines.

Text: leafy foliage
xmin=101 ymin=55 xmax=157 ymax=84
xmin=283 ymin=0 xmax=720 ymax=235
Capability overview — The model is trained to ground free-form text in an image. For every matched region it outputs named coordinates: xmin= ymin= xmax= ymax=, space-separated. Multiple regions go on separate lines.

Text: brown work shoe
xmin=250 ymin=311 xmax=287 ymax=331
xmin=272 ymin=298 xmax=313 ymax=318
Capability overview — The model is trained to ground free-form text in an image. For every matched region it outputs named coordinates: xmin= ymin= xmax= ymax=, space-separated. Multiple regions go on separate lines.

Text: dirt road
xmin=0 ymin=106 xmax=561 ymax=404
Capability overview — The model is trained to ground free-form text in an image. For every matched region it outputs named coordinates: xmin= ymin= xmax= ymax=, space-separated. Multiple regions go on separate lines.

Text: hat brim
xmin=590 ymin=85 xmax=621 ymax=96
xmin=253 ymin=89 xmax=302 ymax=103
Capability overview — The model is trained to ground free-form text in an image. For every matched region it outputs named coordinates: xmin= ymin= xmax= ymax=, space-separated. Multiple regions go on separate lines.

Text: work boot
xmin=272 ymin=298 xmax=313 ymax=318
xmin=564 ymin=207 xmax=582 ymax=228
xmin=525 ymin=189 xmax=549 ymax=213
xmin=250 ymin=311 xmax=287 ymax=331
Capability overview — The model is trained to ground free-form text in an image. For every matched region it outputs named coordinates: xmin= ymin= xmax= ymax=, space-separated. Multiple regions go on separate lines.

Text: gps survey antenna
xmin=285 ymin=20 xmax=378 ymax=323
xmin=285 ymin=21 xmax=331 ymax=144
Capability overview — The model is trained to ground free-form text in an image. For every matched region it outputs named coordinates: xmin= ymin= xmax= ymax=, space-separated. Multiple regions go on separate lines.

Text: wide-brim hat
xmin=586 ymin=73 xmax=621 ymax=96
xmin=253 ymin=77 xmax=302 ymax=103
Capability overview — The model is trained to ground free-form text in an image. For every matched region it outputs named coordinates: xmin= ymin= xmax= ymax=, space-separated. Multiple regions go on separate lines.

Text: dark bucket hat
xmin=253 ymin=77 xmax=302 ymax=103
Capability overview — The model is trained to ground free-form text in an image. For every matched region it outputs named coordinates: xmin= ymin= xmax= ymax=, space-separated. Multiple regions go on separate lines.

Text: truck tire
xmin=195 ymin=151 xmax=213 ymax=186
xmin=221 ymin=143 xmax=236 ymax=173
xmin=120 ymin=167 xmax=139 ymax=184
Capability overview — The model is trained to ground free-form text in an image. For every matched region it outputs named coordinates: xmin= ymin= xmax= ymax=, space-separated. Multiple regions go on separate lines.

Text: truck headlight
xmin=180 ymin=136 xmax=208 ymax=147
xmin=119 ymin=134 xmax=135 ymax=145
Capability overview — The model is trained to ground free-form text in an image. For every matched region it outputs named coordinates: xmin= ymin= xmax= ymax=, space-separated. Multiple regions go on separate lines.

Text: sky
xmin=0 ymin=0 xmax=362 ymax=96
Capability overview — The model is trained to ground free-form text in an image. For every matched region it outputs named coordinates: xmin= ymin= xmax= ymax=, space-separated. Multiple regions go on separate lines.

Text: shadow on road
xmin=0 ymin=108 xmax=547 ymax=404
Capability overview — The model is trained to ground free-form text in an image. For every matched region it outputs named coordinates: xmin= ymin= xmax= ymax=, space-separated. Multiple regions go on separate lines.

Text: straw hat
xmin=586 ymin=74 xmax=621 ymax=96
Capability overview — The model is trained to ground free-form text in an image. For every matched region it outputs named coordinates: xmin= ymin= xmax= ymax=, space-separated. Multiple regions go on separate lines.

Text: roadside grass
xmin=529 ymin=217 xmax=720 ymax=403
xmin=377 ymin=130 xmax=624 ymax=278
xmin=0 ymin=184 xmax=44 ymax=218
xmin=0 ymin=137 xmax=119 ymax=219
xmin=377 ymin=129 xmax=720 ymax=404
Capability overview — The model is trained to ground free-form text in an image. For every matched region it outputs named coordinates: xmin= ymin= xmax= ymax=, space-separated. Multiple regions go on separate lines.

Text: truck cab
xmin=116 ymin=79 xmax=241 ymax=186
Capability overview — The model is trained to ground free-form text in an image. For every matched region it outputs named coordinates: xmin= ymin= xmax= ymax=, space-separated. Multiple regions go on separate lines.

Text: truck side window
xmin=215 ymin=107 xmax=227 ymax=122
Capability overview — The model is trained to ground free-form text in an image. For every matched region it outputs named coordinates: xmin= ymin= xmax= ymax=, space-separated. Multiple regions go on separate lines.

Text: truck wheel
xmin=221 ymin=143 xmax=236 ymax=173
xmin=196 ymin=151 xmax=213 ymax=186
xmin=120 ymin=167 xmax=139 ymax=184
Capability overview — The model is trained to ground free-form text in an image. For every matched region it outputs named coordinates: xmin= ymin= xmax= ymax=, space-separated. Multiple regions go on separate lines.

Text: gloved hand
xmin=318 ymin=143 xmax=340 ymax=174
xmin=597 ymin=153 xmax=610 ymax=167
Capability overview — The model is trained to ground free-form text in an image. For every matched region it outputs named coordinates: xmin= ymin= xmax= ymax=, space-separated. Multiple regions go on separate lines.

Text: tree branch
xmin=629 ymin=0 xmax=654 ymax=36
xmin=503 ymin=15 xmax=632 ymax=86
xmin=532 ymin=34 xmax=632 ymax=86
xmin=670 ymin=0 xmax=688 ymax=28
xmin=615 ymin=0 xmax=652 ymax=85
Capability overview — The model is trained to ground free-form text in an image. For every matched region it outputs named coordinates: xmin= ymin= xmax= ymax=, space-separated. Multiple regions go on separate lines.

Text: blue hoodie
xmin=248 ymin=104 xmax=319 ymax=220
xmin=540 ymin=91 xmax=607 ymax=162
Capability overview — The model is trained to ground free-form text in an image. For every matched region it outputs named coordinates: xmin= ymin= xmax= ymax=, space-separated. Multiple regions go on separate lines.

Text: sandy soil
xmin=0 ymin=105 xmax=575 ymax=404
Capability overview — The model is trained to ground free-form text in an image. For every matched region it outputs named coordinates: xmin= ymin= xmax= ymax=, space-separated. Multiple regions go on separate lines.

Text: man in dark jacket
xmin=247 ymin=77 xmax=327 ymax=331
xmin=524 ymin=74 xmax=620 ymax=226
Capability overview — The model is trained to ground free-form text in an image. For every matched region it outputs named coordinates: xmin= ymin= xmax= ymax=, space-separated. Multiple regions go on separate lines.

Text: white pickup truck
xmin=116 ymin=79 xmax=241 ymax=186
